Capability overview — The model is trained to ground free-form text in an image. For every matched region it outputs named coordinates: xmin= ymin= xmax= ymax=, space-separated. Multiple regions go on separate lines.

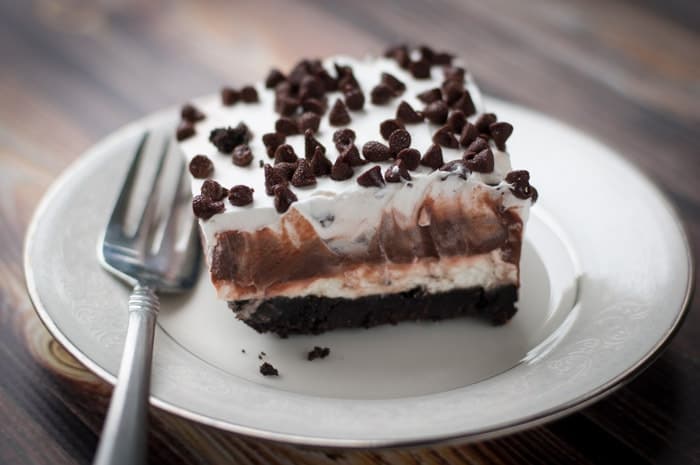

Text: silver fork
xmin=95 ymin=132 xmax=201 ymax=465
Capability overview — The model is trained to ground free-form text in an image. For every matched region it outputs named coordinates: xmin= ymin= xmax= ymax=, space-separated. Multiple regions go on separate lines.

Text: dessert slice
xmin=177 ymin=45 xmax=537 ymax=336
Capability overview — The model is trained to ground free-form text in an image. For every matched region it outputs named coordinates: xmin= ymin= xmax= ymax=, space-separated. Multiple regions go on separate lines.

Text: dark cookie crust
xmin=229 ymin=285 xmax=517 ymax=337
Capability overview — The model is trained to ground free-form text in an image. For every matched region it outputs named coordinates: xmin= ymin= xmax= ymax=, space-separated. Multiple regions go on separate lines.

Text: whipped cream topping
xmin=178 ymin=56 xmax=529 ymax=254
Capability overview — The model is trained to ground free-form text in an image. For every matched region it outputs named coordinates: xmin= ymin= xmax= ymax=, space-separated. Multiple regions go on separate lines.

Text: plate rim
xmin=23 ymin=99 xmax=696 ymax=448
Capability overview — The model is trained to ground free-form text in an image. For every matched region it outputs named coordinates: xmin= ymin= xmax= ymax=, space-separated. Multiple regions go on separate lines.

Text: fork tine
xmin=155 ymin=157 xmax=186 ymax=257
xmin=101 ymin=131 xmax=202 ymax=292
xmin=177 ymin=218 xmax=203 ymax=288
xmin=131 ymin=138 xmax=170 ymax=241
xmin=106 ymin=132 xmax=149 ymax=233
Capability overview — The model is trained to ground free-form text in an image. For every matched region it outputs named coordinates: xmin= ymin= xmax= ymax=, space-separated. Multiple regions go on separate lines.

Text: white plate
xmin=24 ymin=98 xmax=693 ymax=447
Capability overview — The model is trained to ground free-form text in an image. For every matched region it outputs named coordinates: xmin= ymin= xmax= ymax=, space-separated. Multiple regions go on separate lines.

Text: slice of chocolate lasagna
xmin=177 ymin=45 xmax=537 ymax=336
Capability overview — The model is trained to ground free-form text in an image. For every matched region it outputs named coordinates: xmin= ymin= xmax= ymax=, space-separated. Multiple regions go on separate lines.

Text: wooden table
xmin=1 ymin=0 xmax=698 ymax=463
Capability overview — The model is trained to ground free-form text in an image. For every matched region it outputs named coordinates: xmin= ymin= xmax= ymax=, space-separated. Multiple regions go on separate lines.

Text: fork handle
xmin=93 ymin=284 xmax=158 ymax=465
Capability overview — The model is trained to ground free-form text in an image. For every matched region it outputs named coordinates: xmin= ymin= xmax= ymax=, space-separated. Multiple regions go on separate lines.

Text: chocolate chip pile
xmin=178 ymin=45 xmax=537 ymax=220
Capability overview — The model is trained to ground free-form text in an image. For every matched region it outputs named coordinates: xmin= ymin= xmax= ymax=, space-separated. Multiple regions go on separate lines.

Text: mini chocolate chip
xmin=335 ymin=68 xmax=358 ymax=91
xmin=464 ymin=148 xmax=494 ymax=173
xmin=228 ymin=185 xmax=254 ymax=206
xmin=410 ymin=59 xmax=431 ymax=79
xmin=420 ymin=144 xmax=444 ymax=170
xmin=357 ymin=165 xmax=385 ymax=188
xmin=273 ymin=183 xmax=297 ymax=213
xmin=418 ymin=45 xmax=435 ymax=63
xmin=335 ymin=63 xmax=359 ymax=89
xmin=339 ymin=144 xmax=366 ymax=166
xmin=333 ymin=62 xmax=348 ymax=77
xmin=489 ymin=122 xmax=514 ymax=150
xmin=380 ymin=119 xmax=405 ymax=140
xmin=475 ymin=113 xmax=498 ymax=133
xmin=264 ymin=163 xmax=288 ymax=195
xmin=381 ymin=72 xmax=406 ymax=95
xmin=221 ymin=87 xmax=239 ymax=106
xmin=289 ymin=62 xmax=311 ymax=85
xmin=396 ymin=50 xmax=412 ymax=69
xmin=432 ymin=51 xmax=453 ymax=65
xmin=176 ymin=121 xmax=195 ymax=141
xmin=339 ymin=78 xmax=360 ymax=95
xmin=417 ymin=88 xmax=442 ymax=104
xmin=291 ymin=159 xmax=317 ymax=187
xmin=442 ymin=81 xmax=464 ymax=106
xmin=276 ymin=96 xmax=300 ymax=116
xmin=454 ymin=91 xmax=476 ymax=116
xmin=362 ymin=141 xmax=392 ymax=162
xmin=276 ymin=99 xmax=297 ymax=118
xmin=316 ymin=69 xmax=338 ymax=92
xmin=274 ymin=80 xmax=292 ymax=97
xmin=444 ymin=66 xmax=465 ymax=83
xmin=181 ymin=103 xmax=205 ymax=123
xmin=432 ymin=126 xmax=459 ymax=148
xmin=385 ymin=159 xmax=411 ymax=182
xmin=423 ymin=100 xmax=449 ymax=125
xmin=333 ymin=66 xmax=349 ymax=84
xmin=275 ymin=117 xmax=299 ymax=136
xmin=189 ymin=155 xmax=213 ymax=178
xmin=192 ymin=194 xmax=225 ymax=220
xmin=310 ymin=146 xmax=333 ymax=176
xmin=307 ymin=346 xmax=331 ymax=361
xmin=396 ymin=101 xmax=423 ymax=124
xmin=288 ymin=59 xmax=311 ymax=85
xmin=447 ymin=110 xmax=467 ymax=133
xmin=259 ymin=362 xmax=279 ymax=376
xmin=505 ymin=170 xmax=537 ymax=201
xmin=307 ymin=58 xmax=324 ymax=75
xmin=328 ymin=98 xmax=351 ymax=126
xmin=239 ymin=122 xmax=251 ymax=139
xmin=343 ymin=87 xmax=365 ymax=111
xmin=384 ymin=44 xmax=411 ymax=68
xmin=274 ymin=144 xmax=298 ymax=164
xmin=370 ymin=84 xmax=393 ymax=105
xmin=209 ymin=124 xmax=250 ymax=153
xmin=232 ymin=144 xmax=253 ymax=166
xmin=302 ymin=98 xmax=325 ymax=115
xmin=240 ymin=85 xmax=259 ymax=103
xmin=388 ymin=129 xmax=411 ymax=155
xmin=439 ymin=159 xmax=468 ymax=179
xmin=459 ymin=122 xmax=479 ymax=148
xmin=262 ymin=132 xmax=285 ymax=158
xmin=259 ymin=159 xmax=264 ymax=168
xmin=330 ymin=157 xmax=353 ymax=181
xmin=265 ymin=68 xmax=286 ymax=89
xmin=338 ymin=75 xmax=359 ymax=93
xmin=466 ymin=137 xmax=489 ymax=153
xmin=307 ymin=59 xmax=322 ymax=74
xmin=307 ymin=59 xmax=324 ymax=76
xmin=397 ymin=148 xmax=421 ymax=170
xmin=305 ymin=129 xmax=326 ymax=159
xmin=332 ymin=128 xmax=356 ymax=149
xmin=200 ymin=179 xmax=228 ymax=201
xmin=273 ymin=161 xmax=298 ymax=181
xmin=298 ymin=112 xmax=321 ymax=133
xmin=299 ymin=75 xmax=324 ymax=100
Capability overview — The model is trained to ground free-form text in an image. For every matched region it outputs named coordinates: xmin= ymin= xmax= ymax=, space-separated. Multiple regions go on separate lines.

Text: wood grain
xmin=1 ymin=0 xmax=698 ymax=463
